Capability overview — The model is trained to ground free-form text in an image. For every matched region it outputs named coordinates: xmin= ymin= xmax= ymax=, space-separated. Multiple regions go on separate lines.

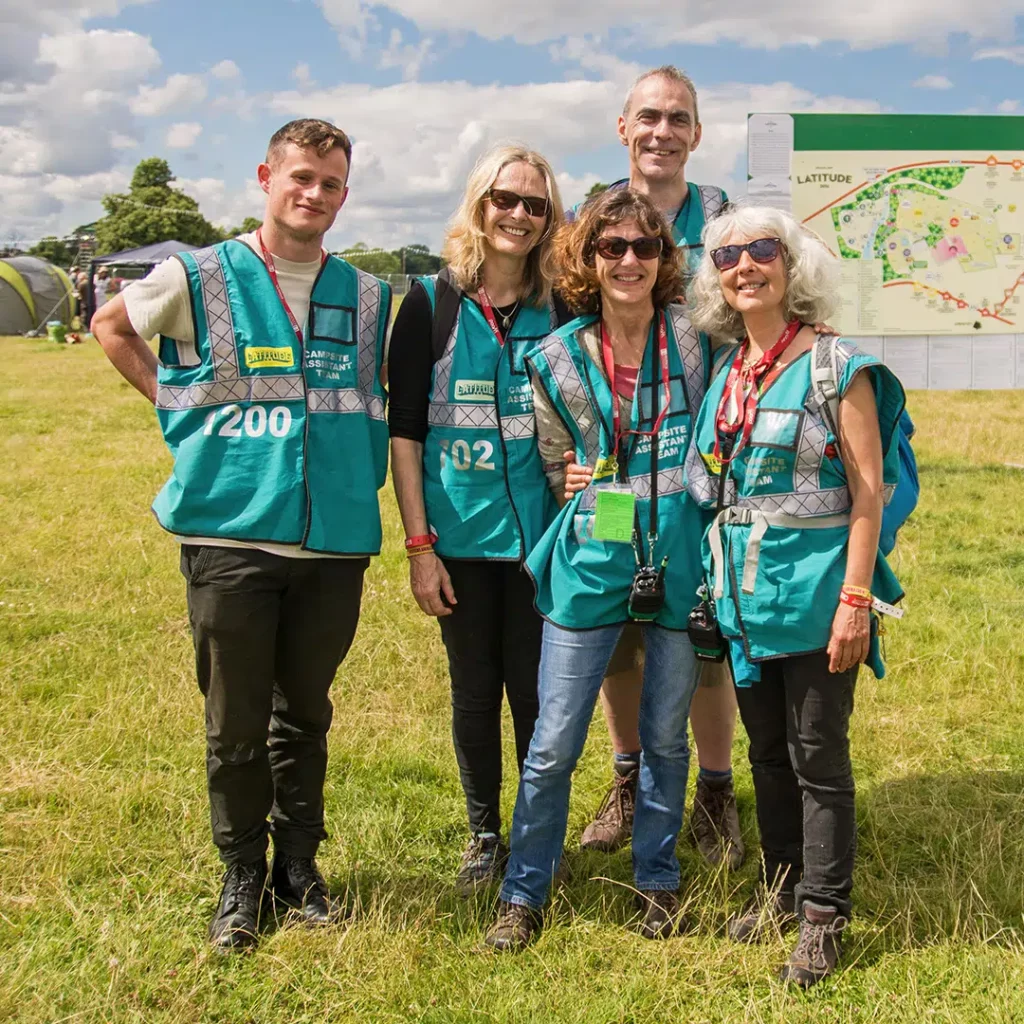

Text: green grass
xmin=2 ymin=336 xmax=1024 ymax=1023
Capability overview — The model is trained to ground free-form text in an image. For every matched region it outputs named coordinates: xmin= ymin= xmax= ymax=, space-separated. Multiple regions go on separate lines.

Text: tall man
xmin=92 ymin=119 xmax=391 ymax=951
xmin=569 ymin=67 xmax=744 ymax=869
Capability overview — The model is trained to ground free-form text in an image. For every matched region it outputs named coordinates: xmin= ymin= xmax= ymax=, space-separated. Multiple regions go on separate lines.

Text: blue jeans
xmin=500 ymin=620 xmax=700 ymax=910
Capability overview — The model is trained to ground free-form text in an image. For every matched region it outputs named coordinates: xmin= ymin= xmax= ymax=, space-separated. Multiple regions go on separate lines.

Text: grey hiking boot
xmin=580 ymin=767 xmax=637 ymax=852
xmin=687 ymin=776 xmax=745 ymax=871
xmin=483 ymin=900 xmax=543 ymax=952
xmin=634 ymin=889 xmax=686 ymax=940
xmin=780 ymin=901 xmax=848 ymax=988
xmin=455 ymin=833 xmax=508 ymax=895
xmin=727 ymin=887 xmax=797 ymax=943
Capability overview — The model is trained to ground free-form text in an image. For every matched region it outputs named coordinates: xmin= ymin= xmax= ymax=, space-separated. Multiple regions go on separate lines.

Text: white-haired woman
xmin=687 ymin=205 xmax=906 ymax=987
xmin=388 ymin=145 xmax=567 ymax=892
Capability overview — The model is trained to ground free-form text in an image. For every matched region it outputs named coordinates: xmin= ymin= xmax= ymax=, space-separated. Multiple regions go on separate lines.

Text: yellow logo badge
xmin=701 ymin=450 xmax=722 ymax=475
xmin=245 ymin=346 xmax=295 ymax=369
xmin=592 ymin=454 xmax=619 ymax=481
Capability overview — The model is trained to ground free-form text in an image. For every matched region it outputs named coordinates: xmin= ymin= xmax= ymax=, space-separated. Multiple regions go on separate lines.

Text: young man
xmin=92 ymin=119 xmax=391 ymax=951
xmin=569 ymin=67 xmax=744 ymax=870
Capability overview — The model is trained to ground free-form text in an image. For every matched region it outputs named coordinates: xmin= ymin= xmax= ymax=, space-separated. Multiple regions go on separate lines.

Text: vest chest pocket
xmin=308 ymin=302 xmax=356 ymax=345
xmin=750 ymin=408 xmax=802 ymax=451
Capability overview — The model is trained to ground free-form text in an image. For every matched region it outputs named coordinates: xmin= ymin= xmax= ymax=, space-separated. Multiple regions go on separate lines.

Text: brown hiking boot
xmin=687 ymin=776 xmax=744 ymax=870
xmin=580 ymin=767 xmax=637 ymax=852
xmin=455 ymin=834 xmax=508 ymax=896
xmin=780 ymin=901 xmax=848 ymax=988
xmin=726 ymin=887 xmax=797 ymax=943
xmin=634 ymin=889 xmax=685 ymax=940
xmin=483 ymin=900 xmax=543 ymax=952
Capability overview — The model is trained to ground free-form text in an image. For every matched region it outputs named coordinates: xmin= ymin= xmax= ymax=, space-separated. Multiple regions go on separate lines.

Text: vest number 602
xmin=439 ymin=438 xmax=496 ymax=471
xmin=203 ymin=405 xmax=292 ymax=438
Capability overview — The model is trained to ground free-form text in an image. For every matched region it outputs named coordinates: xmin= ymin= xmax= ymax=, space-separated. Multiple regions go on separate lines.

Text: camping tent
xmin=86 ymin=239 xmax=200 ymax=323
xmin=0 ymin=256 xmax=76 ymax=335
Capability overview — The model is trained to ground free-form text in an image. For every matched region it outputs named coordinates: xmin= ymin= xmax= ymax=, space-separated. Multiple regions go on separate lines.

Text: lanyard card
xmin=593 ymin=484 xmax=635 ymax=543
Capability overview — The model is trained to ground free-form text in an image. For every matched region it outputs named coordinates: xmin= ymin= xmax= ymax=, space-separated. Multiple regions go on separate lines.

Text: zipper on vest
xmin=298 ymin=260 xmax=330 ymax=549
xmin=494 ymin=343 xmax=526 ymax=561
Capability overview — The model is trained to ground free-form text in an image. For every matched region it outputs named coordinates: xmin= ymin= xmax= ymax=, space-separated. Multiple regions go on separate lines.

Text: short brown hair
xmin=266 ymin=118 xmax=352 ymax=167
xmin=554 ymin=188 xmax=683 ymax=315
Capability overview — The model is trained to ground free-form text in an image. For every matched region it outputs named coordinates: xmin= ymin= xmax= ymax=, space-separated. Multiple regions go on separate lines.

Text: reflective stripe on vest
xmin=697 ymin=185 xmax=725 ymax=224
xmin=155 ymin=249 xmax=384 ymax=423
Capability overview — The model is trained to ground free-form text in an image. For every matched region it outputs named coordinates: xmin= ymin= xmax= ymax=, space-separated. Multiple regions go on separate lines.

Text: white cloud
xmin=131 ymin=73 xmax=207 ymax=116
xmin=997 ymin=99 xmax=1020 ymax=112
xmin=37 ymin=29 xmax=160 ymax=87
xmin=377 ymin=29 xmax=433 ymax=81
xmin=266 ymin=77 xmax=881 ymax=248
xmin=973 ymin=45 xmax=1024 ymax=64
xmin=178 ymin=176 xmax=265 ymax=229
xmin=209 ymin=59 xmax=241 ymax=80
xmin=110 ymin=132 xmax=140 ymax=149
xmin=912 ymin=74 xmax=954 ymax=89
xmin=292 ymin=62 xmax=315 ymax=88
xmin=165 ymin=122 xmax=203 ymax=148
xmin=315 ymin=0 xmax=1023 ymax=50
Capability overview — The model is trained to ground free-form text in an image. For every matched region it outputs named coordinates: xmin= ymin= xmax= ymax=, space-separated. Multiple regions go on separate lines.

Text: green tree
xmin=223 ymin=216 xmax=263 ymax=239
xmin=399 ymin=244 xmax=442 ymax=275
xmin=586 ymin=182 xmax=611 ymax=197
xmin=29 ymin=236 xmax=74 ymax=266
xmin=94 ymin=157 xmax=223 ymax=254
xmin=340 ymin=242 xmax=401 ymax=276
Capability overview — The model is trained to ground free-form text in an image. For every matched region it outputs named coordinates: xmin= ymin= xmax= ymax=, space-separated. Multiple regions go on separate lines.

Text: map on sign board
xmin=747 ymin=114 xmax=1024 ymax=338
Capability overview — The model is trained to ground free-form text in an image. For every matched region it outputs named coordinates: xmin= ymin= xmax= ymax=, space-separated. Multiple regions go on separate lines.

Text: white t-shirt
xmin=123 ymin=233 xmax=352 ymax=560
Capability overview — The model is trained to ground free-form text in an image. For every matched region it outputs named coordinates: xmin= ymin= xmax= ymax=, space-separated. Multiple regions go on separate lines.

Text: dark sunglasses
xmin=709 ymin=236 xmax=783 ymax=271
xmin=486 ymin=188 xmax=551 ymax=219
xmin=594 ymin=235 xmax=664 ymax=261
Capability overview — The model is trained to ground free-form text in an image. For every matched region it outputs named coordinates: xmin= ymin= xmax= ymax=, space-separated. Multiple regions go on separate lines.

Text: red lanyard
xmin=477 ymin=287 xmax=507 ymax=347
xmin=257 ymin=228 xmax=326 ymax=343
xmin=714 ymin=319 xmax=801 ymax=461
xmin=601 ymin=311 xmax=671 ymax=454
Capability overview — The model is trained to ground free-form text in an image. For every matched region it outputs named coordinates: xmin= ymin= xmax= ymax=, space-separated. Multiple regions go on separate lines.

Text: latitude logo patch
xmin=245 ymin=346 xmax=295 ymax=369
xmin=454 ymin=379 xmax=495 ymax=400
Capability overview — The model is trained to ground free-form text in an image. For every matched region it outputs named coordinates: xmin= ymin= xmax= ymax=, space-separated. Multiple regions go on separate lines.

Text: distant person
xmin=485 ymin=188 xmax=710 ymax=951
xmin=687 ymin=204 xmax=906 ymax=987
xmin=388 ymin=145 xmax=568 ymax=893
xmin=92 ymin=118 xmax=391 ymax=952
xmin=93 ymin=268 xmax=111 ymax=311
xmin=567 ymin=65 xmax=742 ymax=875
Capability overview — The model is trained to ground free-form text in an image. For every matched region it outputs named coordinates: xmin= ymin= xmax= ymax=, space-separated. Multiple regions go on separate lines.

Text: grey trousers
xmin=181 ymin=544 xmax=367 ymax=865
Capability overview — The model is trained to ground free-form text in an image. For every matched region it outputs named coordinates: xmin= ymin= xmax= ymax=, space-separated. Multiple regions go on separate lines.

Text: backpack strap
xmin=430 ymin=266 xmax=463 ymax=363
xmin=810 ymin=334 xmax=842 ymax=443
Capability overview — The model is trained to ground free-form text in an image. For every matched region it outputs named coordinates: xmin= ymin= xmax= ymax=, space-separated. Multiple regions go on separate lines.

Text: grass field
xmin=2 ymin=335 xmax=1024 ymax=1023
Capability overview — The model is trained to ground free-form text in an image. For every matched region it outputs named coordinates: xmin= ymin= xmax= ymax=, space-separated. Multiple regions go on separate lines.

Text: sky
xmin=1 ymin=0 xmax=1022 ymax=253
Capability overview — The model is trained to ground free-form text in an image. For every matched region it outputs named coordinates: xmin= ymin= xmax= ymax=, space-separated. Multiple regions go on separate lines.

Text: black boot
xmin=208 ymin=858 xmax=267 ymax=952
xmin=270 ymin=853 xmax=339 ymax=925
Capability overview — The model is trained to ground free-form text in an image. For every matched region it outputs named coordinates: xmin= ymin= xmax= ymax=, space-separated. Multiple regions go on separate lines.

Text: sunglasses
xmin=709 ymin=236 xmax=783 ymax=271
xmin=594 ymin=235 xmax=664 ymax=261
xmin=486 ymin=188 xmax=551 ymax=219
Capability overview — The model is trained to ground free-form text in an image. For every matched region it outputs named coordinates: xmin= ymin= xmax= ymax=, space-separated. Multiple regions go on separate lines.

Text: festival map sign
xmin=746 ymin=113 xmax=1024 ymax=389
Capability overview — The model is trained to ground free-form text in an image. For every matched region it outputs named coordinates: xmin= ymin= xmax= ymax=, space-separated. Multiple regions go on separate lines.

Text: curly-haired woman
xmin=484 ymin=187 xmax=713 ymax=951
xmin=687 ymin=204 xmax=906 ymax=987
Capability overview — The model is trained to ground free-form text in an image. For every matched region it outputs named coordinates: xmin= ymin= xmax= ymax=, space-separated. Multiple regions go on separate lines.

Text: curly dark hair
xmin=554 ymin=187 xmax=683 ymax=314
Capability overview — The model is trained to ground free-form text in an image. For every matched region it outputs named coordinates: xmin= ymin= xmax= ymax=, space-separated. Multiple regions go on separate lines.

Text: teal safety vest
xmin=688 ymin=337 xmax=906 ymax=678
xmin=420 ymin=276 xmax=557 ymax=560
xmin=571 ymin=181 xmax=728 ymax=273
xmin=152 ymin=240 xmax=390 ymax=555
xmin=525 ymin=305 xmax=712 ymax=629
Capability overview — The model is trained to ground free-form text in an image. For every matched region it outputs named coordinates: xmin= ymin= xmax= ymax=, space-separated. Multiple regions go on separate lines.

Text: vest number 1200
xmin=203 ymin=404 xmax=292 ymax=438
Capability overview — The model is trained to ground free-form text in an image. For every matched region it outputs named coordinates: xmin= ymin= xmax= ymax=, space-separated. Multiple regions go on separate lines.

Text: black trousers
xmin=438 ymin=559 xmax=542 ymax=836
xmin=734 ymin=651 xmax=857 ymax=918
xmin=181 ymin=545 xmax=367 ymax=866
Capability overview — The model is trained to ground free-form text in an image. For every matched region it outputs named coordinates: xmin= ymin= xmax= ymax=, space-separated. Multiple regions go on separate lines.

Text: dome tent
xmin=0 ymin=256 xmax=76 ymax=336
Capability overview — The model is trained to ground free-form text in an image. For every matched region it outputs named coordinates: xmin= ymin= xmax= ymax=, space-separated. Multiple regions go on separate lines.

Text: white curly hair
xmin=689 ymin=203 xmax=839 ymax=342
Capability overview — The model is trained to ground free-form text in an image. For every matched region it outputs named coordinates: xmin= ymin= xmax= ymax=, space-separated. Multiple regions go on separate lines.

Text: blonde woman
xmin=388 ymin=145 xmax=567 ymax=892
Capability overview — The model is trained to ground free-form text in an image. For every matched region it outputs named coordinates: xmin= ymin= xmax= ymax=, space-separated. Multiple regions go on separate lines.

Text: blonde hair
xmin=690 ymin=203 xmax=839 ymax=341
xmin=441 ymin=145 xmax=564 ymax=306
